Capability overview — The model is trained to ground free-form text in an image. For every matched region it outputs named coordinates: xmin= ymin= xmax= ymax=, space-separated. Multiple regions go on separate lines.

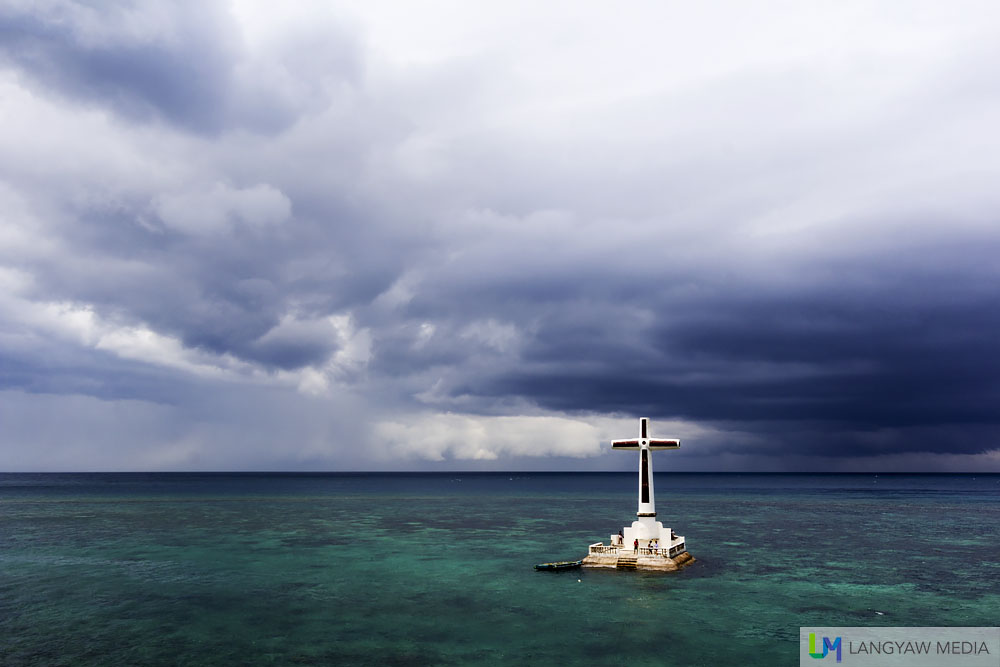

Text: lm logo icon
xmin=808 ymin=633 xmax=842 ymax=662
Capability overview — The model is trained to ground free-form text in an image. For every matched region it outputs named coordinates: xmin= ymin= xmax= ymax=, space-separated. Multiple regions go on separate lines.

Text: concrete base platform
xmin=582 ymin=550 xmax=695 ymax=572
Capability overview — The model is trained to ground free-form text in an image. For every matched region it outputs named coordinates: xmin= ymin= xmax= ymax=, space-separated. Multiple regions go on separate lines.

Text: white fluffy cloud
xmin=373 ymin=414 xmax=607 ymax=461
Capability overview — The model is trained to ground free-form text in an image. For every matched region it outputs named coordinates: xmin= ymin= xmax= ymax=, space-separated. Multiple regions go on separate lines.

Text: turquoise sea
xmin=1 ymin=473 xmax=998 ymax=665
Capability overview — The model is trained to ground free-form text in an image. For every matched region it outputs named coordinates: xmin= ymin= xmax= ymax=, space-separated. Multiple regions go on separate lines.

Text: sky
xmin=1 ymin=0 xmax=999 ymax=472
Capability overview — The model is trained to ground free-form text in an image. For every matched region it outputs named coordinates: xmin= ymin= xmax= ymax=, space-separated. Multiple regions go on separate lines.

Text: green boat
xmin=533 ymin=560 xmax=583 ymax=571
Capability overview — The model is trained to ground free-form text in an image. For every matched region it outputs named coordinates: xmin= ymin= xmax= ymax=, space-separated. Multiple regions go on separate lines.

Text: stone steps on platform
xmin=615 ymin=555 xmax=638 ymax=569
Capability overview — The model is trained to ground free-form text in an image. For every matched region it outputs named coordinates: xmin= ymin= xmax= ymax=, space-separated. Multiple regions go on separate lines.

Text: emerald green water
xmin=1 ymin=473 xmax=998 ymax=665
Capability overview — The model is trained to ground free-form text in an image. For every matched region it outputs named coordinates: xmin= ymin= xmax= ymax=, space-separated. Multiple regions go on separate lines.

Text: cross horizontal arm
xmin=611 ymin=439 xmax=640 ymax=450
xmin=647 ymin=439 xmax=680 ymax=449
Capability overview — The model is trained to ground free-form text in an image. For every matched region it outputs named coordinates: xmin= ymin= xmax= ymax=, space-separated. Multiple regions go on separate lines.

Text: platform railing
xmin=637 ymin=547 xmax=674 ymax=557
xmin=589 ymin=541 xmax=687 ymax=557
xmin=589 ymin=543 xmax=620 ymax=555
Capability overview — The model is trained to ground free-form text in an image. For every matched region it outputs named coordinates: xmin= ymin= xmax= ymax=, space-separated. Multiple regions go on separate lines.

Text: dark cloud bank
xmin=0 ymin=1 xmax=998 ymax=471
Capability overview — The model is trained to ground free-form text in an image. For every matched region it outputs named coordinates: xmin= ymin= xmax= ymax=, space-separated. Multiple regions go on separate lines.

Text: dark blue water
xmin=2 ymin=473 xmax=998 ymax=665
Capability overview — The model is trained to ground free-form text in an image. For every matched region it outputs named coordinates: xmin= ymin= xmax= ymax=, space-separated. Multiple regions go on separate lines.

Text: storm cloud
xmin=1 ymin=0 xmax=998 ymax=471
